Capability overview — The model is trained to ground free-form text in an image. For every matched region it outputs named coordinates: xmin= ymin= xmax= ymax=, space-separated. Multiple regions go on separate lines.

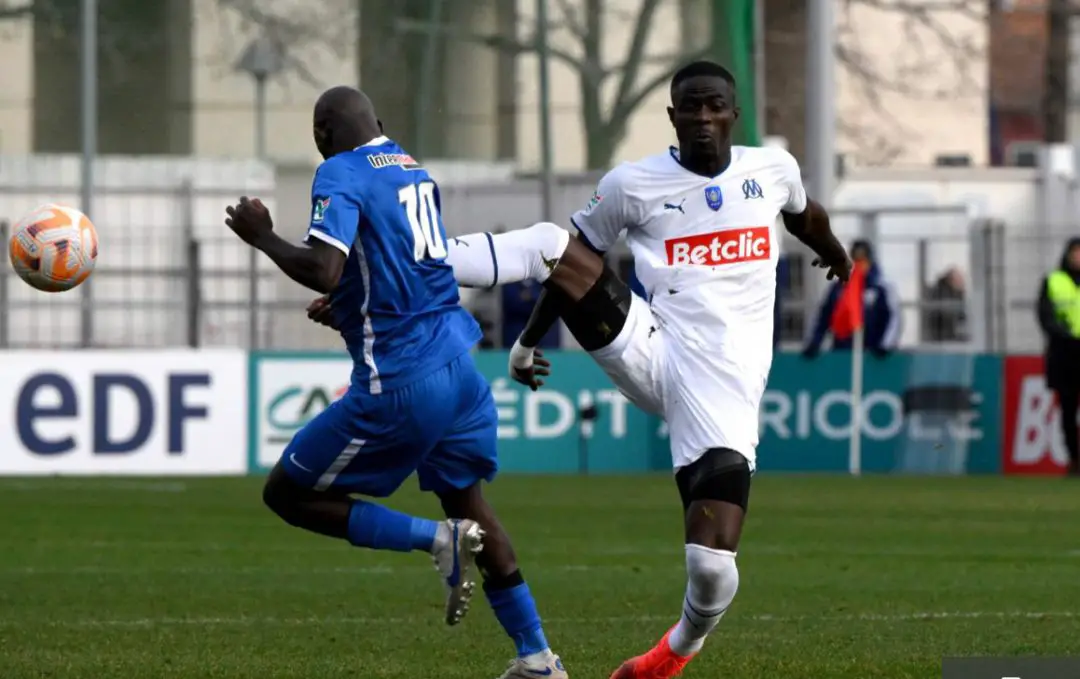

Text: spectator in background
xmin=922 ymin=267 xmax=969 ymax=342
xmin=802 ymin=239 xmax=901 ymax=359
xmin=1036 ymin=237 xmax=1080 ymax=476
xmin=502 ymin=280 xmax=560 ymax=349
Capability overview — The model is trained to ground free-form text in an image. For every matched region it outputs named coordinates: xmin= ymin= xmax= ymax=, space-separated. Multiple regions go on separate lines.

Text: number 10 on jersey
xmin=399 ymin=181 xmax=447 ymax=261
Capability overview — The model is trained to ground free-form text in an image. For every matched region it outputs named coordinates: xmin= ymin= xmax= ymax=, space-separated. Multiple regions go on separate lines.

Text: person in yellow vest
xmin=1037 ymin=237 xmax=1080 ymax=476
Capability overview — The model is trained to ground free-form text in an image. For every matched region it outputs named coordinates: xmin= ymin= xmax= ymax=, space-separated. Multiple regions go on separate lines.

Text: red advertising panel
xmin=1003 ymin=355 xmax=1074 ymax=475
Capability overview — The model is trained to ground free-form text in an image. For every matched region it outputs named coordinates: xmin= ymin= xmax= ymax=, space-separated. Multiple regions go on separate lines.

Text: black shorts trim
xmin=675 ymin=448 xmax=752 ymax=512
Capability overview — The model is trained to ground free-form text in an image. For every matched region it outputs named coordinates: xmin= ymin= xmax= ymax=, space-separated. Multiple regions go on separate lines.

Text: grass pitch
xmin=0 ymin=474 xmax=1077 ymax=678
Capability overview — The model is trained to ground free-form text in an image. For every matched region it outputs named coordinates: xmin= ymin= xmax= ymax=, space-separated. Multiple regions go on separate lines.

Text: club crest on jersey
xmin=743 ymin=178 xmax=764 ymax=200
xmin=585 ymin=190 xmax=603 ymax=212
xmin=704 ymin=185 xmax=723 ymax=211
xmin=312 ymin=197 xmax=330 ymax=223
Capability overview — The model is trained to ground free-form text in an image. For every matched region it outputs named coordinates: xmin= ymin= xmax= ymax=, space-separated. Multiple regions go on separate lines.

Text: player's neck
xmin=677 ymin=147 xmax=731 ymax=178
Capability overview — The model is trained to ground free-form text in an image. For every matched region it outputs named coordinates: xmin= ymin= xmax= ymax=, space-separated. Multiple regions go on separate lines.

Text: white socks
xmin=446 ymin=222 xmax=571 ymax=288
xmin=667 ymin=544 xmax=739 ymax=657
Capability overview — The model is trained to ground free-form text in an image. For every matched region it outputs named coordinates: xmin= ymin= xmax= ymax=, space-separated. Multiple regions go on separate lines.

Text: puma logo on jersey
xmin=666 ymin=227 xmax=770 ymax=266
xmin=664 ymin=199 xmax=686 ymax=214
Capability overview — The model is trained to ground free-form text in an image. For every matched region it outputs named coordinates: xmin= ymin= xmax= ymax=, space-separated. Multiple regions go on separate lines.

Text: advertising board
xmin=0 ymin=350 xmax=248 ymax=474
xmin=249 ymin=350 xmax=1002 ymax=475
xmin=1002 ymin=355 xmax=1073 ymax=475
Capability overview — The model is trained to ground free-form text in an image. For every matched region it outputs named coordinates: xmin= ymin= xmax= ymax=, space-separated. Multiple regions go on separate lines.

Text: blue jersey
xmin=305 ymin=136 xmax=482 ymax=394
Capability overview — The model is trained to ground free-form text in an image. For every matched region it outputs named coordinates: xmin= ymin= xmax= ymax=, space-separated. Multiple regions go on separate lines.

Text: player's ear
xmin=667 ymin=106 xmax=675 ymax=127
xmin=732 ymin=106 xmax=741 ymax=121
xmin=377 ymin=119 xmax=384 ymax=133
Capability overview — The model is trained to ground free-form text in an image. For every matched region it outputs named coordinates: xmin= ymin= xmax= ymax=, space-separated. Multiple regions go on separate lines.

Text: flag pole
xmin=849 ymin=325 xmax=864 ymax=476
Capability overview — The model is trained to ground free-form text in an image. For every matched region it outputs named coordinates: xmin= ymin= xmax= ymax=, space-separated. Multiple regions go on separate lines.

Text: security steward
xmin=1037 ymin=237 xmax=1080 ymax=476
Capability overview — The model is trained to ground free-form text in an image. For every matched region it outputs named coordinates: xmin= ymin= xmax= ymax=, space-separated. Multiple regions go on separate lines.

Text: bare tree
xmin=833 ymin=0 xmax=988 ymax=165
xmin=393 ymin=0 xmax=710 ymax=169
xmin=211 ymin=0 xmax=357 ymax=88
xmin=0 ymin=0 xmax=997 ymax=167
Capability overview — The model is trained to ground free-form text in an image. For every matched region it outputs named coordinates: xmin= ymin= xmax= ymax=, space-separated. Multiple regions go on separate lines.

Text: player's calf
xmin=264 ymin=462 xmax=464 ymax=552
xmin=669 ymin=448 xmax=748 ymax=656
xmin=438 ymin=483 xmax=566 ymax=677
xmin=448 ymin=221 xmax=572 ymax=288
xmin=448 ymin=221 xmax=608 ymax=305
xmin=263 ymin=462 xmax=485 ymax=623
xmin=610 ymin=449 xmax=748 ymax=679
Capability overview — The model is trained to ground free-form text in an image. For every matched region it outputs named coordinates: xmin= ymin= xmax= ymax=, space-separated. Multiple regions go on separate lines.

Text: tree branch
xmin=837 ymin=0 xmax=983 ymax=102
xmin=551 ymin=0 xmax=587 ymax=42
xmin=394 ymin=17 xmax=591 ymax=75
xmin=608 ymin=46 xmax=711 ymax=125
xmin=608 ymin=0 xmax=664 ymax=121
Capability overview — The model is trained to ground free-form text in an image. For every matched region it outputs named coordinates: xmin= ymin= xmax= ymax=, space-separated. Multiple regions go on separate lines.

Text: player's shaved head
xmin=313 ymin=86 xmax=382 ymax=160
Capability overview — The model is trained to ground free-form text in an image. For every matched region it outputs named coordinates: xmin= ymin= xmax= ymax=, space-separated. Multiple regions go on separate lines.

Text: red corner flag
xmin=830 ymin=262 xmax=867 ymax=341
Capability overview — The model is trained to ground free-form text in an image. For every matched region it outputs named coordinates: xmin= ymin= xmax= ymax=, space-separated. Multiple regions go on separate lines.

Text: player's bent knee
xmin=676 ymin=448 xmax=752 ymax=511
xmin=559 ymin=266 xmax=632 ymax=351
xmin=685 ymin=544 xmax=739 ymax=610
xmin=262 ymin=464 xmax=309 ymax=525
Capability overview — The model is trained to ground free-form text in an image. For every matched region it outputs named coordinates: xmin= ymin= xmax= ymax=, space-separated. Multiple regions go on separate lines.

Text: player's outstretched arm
xmin=225 ymin=196 xmax=346 ymax=293
xmin=781 ymin=199 xmax=852 ymax=282
xmin=259 ymin=235 xmax=345 ymax=294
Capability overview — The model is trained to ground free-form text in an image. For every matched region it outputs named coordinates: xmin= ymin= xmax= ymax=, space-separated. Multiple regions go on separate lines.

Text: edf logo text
xmin=16 ymin=372 xmax=212 ymax=455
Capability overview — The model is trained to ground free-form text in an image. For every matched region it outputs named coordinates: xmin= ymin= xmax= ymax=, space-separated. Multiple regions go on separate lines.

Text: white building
xmin=0 ymin=0 xmax=989 ymax=170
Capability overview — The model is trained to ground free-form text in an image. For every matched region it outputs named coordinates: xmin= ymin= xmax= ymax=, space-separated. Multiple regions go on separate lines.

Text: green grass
xmin=0 ymin=474 xmax=1078 ymax=678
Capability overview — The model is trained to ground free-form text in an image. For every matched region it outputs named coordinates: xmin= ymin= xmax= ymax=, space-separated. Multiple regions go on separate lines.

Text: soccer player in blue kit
xmin=224 ymin=86 xmax=567 ymax=679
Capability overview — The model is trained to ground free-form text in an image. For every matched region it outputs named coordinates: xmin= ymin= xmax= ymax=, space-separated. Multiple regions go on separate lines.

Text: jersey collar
xmin=358 ymin=136 xmax=390 ymax=148
xmin=667 ymin=145 xmax=741 ymax=179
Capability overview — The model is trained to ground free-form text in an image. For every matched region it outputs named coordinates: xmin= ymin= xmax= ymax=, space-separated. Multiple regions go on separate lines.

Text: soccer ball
xmin=8 ymin=203 xmax=98 ymax=292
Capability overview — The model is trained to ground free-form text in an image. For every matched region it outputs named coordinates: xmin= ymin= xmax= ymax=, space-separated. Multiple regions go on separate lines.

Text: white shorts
xmin=588 ymin=295 xmax=763 ymax=471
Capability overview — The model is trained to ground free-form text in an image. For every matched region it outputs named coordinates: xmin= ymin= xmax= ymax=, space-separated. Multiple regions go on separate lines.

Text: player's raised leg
xmin=308 ymin=221 xmax=624 ymax=356
xmin=262 ymin=383 xmax=485 ymax=622
xmin=417 ymin=353 xmax=567 ymax=678
xmin=439 ymin=221 xmax=631 ymax=359
xmin=445 ymin=221 xmax=571 ymax=289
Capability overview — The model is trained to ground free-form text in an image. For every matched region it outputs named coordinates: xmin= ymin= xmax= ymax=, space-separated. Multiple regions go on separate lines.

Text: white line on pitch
xmin=0 ymin=610 xmax=1074 ymax=629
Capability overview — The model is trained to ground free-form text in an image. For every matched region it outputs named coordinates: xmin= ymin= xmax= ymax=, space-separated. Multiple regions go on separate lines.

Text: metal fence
xmin=0 ymin=174 xmax=1073 ymax=354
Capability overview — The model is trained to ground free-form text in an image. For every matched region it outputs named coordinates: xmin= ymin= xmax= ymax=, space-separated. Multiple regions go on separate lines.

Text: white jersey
xmin=571 ymin=145 xmax=807 ymax=469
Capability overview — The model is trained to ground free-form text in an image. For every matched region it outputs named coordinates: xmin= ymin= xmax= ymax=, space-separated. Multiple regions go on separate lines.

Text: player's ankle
xmin=667 ymin=623 xmax=704 ymax=657
xmin=521 ymin=648 xmax=555 ymax=664
xmin=431 ymin=522 xmax=452 ymax=553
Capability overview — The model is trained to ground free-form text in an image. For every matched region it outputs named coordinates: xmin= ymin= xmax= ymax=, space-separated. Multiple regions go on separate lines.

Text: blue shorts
xmin=280 ymin=352 xmax=498 ymax=497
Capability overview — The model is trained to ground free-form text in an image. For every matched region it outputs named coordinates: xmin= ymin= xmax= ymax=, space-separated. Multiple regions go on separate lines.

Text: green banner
xmin=247 ymin=350 xmax=1002 ymax=476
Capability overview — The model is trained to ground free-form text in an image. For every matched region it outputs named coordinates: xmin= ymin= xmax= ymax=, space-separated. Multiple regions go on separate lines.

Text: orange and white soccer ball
xmin=8 ymin=203 xmax=98 ymax=292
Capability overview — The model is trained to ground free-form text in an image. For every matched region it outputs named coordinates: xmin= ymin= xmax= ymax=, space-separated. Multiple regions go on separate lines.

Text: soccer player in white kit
xmin=306 ymin=60 xmax=851 ymax=679
xmin=504 ymin=60 xmax=852 ymax=679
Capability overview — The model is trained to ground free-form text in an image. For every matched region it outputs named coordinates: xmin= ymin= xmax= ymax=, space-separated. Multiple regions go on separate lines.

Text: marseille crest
xmin=704 ymin=186 xmax=723 ymax=211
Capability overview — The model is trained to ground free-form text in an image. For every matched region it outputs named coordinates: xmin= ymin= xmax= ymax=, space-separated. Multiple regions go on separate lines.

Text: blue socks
xmin=346 ymin=500 xmax=439 ymax=552
xmin=484 ymin=572 xmax=550 ymax=657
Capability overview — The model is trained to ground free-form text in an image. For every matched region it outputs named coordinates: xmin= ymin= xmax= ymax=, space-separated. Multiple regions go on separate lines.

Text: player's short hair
xmin=670 ymin=60 xmax=736 ymax=94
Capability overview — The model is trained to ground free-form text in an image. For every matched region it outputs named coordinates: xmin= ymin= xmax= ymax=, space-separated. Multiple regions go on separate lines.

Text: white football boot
xmin=496 ymin=653 xmax=569 ymax=679
xmin=431 ymin=518 xmax=485 ymax=625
